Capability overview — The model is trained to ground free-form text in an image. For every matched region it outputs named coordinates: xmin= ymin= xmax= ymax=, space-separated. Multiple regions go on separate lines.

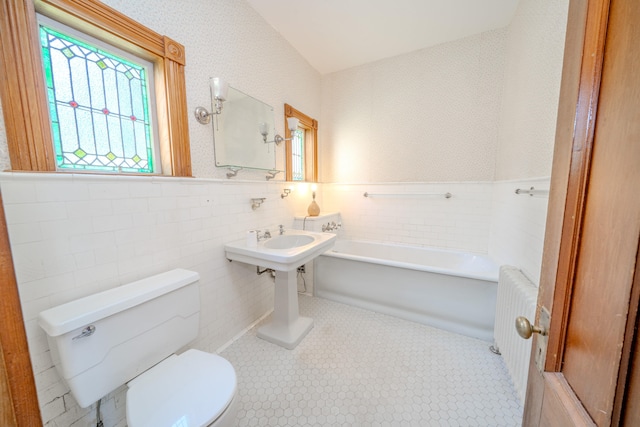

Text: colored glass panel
xmin=292 ymin=129 xmax=304 ymax=181
xmin=39 ymin=23 xmax=155 ymax=173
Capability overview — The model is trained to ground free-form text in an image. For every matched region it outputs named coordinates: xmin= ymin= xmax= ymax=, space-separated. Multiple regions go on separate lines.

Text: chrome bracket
xmin=226 ymin=167 xmax=241 ymax=179
xmin=251 ymin=198 xmax=266 ymax=210
xmin=266 ymin=170 xmax=280 ymax=181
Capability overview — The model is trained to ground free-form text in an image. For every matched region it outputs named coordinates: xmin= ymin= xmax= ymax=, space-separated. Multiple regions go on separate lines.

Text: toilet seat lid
xmin=126 ymin=349 xmax=237 ymax=427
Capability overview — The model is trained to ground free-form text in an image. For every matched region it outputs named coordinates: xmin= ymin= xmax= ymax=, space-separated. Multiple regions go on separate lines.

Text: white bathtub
xmin=314 ymin=240 xmax=499 ymax=341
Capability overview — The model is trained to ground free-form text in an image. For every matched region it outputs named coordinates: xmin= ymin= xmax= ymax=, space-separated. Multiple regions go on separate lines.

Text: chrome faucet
xmin=322 ymin=221 xmax=342 ymax=232
xmin=279 ymin=225 xmax=285 ymax=235
xmin=257 ymin=230 xmax=272 ymax=241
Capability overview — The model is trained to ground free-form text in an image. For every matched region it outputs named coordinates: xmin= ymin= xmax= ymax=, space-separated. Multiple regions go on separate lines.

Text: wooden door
xmin=523 ymin=0 xmax=640 ymax=425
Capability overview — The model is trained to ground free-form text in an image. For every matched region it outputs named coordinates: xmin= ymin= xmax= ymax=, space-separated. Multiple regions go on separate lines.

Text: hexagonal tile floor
xmin=221 ymin=295 xmax=522 ymax=426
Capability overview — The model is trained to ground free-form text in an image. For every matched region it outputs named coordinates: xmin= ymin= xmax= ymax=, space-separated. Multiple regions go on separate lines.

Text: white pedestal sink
xmin=224 ymin=230 xmax=336 ymax=349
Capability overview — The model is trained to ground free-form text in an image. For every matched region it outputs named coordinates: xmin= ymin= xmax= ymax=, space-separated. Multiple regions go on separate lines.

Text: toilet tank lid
xmin=38 ymin=269 xmax=199 ymax=337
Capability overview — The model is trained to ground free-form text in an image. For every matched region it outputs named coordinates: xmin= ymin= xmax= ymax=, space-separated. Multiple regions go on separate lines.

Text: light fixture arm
xmin=261 ymin=117 xmax=300 ymax=145
xmin=260 ymin=132 xmax=291 ymax=146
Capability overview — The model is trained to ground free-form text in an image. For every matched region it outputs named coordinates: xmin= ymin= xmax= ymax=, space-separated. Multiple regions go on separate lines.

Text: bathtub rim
xmin=321 ymin=239 xmax=499 ymax=282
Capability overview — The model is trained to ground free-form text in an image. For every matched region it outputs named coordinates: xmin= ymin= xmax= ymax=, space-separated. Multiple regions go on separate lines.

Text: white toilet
xmin=38 ymin=269 xmax=238 ymax=426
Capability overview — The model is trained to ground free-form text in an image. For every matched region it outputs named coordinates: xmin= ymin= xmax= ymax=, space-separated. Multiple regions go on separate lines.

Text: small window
xmin=285 ymin=104 xmax=317 ymax=182
xmin=290 ymin=128 xmax=305 ymax=181
xmin=38 ymin=17 xmax=159 ymax=174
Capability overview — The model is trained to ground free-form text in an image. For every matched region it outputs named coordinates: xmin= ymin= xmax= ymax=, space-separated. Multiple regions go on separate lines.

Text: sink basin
xmin=264 ymin=235 xmax=314 ymax=249
xmin=224 ymin=229 xmax=336 ymax=272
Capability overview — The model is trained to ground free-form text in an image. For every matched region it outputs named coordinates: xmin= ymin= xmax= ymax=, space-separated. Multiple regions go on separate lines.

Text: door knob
xmin=515 ymin=316 xmax=547 ymax=339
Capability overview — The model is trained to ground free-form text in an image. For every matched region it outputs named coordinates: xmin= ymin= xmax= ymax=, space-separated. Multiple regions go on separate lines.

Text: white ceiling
xmin=246 ymin=0 xmax=521 ymax=74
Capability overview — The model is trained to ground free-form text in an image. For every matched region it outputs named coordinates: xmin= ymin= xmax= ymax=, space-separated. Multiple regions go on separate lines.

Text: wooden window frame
xmin=284 ymin=103 xmax=317 ymax=182
xmin=0 ymin=0 xmax=192 ymax=176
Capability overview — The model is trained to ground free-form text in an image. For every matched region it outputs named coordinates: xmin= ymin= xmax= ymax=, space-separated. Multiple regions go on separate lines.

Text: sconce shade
xmin=212 ymin=77 xmax=229 ymax=101
xmin=287 ymin=117 xmax=300 ymax=132
xmin=258 ymin=122 xmax=269 ymax=136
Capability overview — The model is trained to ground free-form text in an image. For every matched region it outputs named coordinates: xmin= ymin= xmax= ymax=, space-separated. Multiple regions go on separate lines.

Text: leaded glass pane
xmin=292 ymin=129 xmax=305 ymax=181
xmin=39 ymin=23 xmax=155 ymax=173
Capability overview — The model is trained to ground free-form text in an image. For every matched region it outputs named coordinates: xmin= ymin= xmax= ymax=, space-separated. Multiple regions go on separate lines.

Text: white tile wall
xmin=319 ymin=179 xmax=550 ymax=286
xmin=489 ymin=178 xmax=550 ymax=286
xmin=0 ymin=172 xmax=312 ymax=427
xmin=322 ymin=182 xmax=493 ymax=254
xmin=2 ymin=173 xmax=551 ymax=426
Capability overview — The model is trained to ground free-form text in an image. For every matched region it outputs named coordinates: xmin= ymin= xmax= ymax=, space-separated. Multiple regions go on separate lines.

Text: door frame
xmin=0 ymin=190 xmax=42 ymax=425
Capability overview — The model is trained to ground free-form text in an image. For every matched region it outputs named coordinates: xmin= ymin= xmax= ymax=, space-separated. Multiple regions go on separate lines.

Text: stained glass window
xmin=291 ymin=129 xmax=304 ymax=181
xmin=39 ymin=21 xmax=157 ymax=173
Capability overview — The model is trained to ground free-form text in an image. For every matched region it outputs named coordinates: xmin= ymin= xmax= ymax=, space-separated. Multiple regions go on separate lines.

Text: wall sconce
xmin=281 ymin=188 xmax=293 ymax=198
xmin=195 ymin=77 xmax=229 ymax=125
xmin=260 ymin=117 xmax=300 ymax=145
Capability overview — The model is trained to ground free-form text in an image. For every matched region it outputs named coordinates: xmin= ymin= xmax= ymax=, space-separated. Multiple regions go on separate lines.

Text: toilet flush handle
xmin=72 ymin=325 xmax=96 ymax=340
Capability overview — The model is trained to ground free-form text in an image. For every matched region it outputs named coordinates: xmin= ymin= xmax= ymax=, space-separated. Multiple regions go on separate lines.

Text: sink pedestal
xmin=257 ymin=270 xmax=313 ymax=349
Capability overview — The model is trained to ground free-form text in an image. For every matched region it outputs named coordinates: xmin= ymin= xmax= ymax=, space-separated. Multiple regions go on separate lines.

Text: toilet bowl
xmin=38 ymin=269 xmax=238 ymax=426
xmin=127 ymin=349 xmax=238 ymax=427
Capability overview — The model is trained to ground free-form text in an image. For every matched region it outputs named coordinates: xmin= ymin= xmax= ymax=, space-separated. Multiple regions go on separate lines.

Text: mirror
xmin=212 ymin=83 xmax=280 ymax=171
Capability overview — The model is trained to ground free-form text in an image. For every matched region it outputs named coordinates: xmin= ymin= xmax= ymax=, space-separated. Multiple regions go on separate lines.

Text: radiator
xmin=493 ymin=265 xmax=538 ymax=404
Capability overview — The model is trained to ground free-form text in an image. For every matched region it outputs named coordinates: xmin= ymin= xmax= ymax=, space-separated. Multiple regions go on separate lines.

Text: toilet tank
xmin=38 ymin=269 xmax=200 ymax=408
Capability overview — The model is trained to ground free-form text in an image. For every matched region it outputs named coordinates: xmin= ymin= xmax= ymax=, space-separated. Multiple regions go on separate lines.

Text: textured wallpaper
xmin=320 ymin=29 xmax=507 ymax=183
xmin=319 ymin=0 xmax=569 ymax=183
xmin=100 ymin=0 xmax=322 ymax=180
xmin=494 ymin=0 xmax=569 ymax=180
